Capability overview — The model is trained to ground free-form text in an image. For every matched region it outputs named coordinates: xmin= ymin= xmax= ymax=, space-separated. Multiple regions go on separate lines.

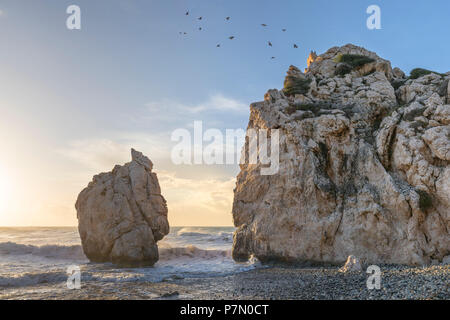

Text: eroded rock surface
xmin=232 ymin=44 xmax=449 ymax=266
xmin=76 ymin=149 xmax=169 ymax=267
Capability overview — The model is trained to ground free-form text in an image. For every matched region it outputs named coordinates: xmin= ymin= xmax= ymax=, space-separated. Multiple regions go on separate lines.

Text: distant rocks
xmin=339 ymin=256 xmax=362 ymax=273
xmin=232 ymin=44 xmax=450 ymax=266
xmin=75 ymin=149 xmax=169 ymax=267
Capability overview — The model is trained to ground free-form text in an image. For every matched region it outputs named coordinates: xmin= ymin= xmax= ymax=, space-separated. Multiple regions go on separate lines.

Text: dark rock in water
xmin=161 ymin=291 xmax=179 ymax=298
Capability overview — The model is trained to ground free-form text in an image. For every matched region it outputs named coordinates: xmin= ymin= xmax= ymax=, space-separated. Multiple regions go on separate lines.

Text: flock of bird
xmin=180 ymin=11 xmax=299 ymax=60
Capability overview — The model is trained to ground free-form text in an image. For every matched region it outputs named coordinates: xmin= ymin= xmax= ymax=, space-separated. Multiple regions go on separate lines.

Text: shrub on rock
xmin=283 ymin=76 xmax=312 ymax=96
xmin=410 ymin=68 xmax=444 ymax=80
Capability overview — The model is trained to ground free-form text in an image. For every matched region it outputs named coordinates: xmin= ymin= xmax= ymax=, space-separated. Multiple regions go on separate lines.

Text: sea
xmin=0 ymin=227 xmax=259 ymax=288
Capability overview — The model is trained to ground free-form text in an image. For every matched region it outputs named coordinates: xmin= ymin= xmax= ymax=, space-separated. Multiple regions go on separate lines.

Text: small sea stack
xmin=75 ymin=149 xmax=169 ymax=267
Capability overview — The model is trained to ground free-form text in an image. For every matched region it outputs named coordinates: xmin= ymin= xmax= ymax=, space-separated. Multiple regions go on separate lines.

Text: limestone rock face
xmin=232 ymin=44 xmax=450 ymax=266
xmin=75 ymin=149 xmax=169 ymax=267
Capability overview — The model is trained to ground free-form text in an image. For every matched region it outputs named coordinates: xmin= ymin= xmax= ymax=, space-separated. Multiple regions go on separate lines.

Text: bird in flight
xmin=293 ymin=44 xmax=298 ymax=48
xmin=229 ymin=36 xmax=235 ymax=40
xmin=282 ymin=29 xmax=287 ymax=32
xmin=271 ymin=57 xmax=276 ymax=59
xmin=217 ymin=44 xmax=221 ymax=47
xmin=198 ymin=17 xmax=202 ymax=20
xmin=261 ymin=24 xmax=267 ymax=27
xmin=268 ymin=41 xmax=272 ymax=47
xmin=185 ymin=11 xmax=189 ymax=16
xmin=199 ymin=27 xmax=202 ymax=31
xmin=226 ymin=17 xmax=230 ymax=20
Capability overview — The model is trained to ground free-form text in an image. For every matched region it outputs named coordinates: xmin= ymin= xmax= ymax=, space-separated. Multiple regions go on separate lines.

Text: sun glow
xmin=0 ymin=166 xmax=11 ymax=213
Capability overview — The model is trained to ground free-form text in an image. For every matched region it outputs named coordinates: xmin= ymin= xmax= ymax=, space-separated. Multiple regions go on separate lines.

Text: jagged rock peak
xmin=131 ymin=148 xmax=153 ymax=171
xmin=306 ymin=50 xmax=317 ymax=68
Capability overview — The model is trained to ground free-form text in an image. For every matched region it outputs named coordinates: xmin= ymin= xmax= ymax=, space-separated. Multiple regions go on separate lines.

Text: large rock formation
xmin=75 ymin=149 xmax=169 ymax=267
xmin=232 ymin=44 xmax=449 ymax=266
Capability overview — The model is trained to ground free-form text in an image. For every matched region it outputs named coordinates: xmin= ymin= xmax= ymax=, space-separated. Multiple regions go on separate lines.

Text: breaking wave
xmin=0 ymin=242 xmax=230 ymax=262
xmin=159 ymin=245 xmax=231 ymax=260
xmin=0 ymin=227 xmax=250 ymax=289
xmin=175 ymin=227 xmax=233 ymax=242
xmin=0 ymin=244 xmax=237 ymax=288
xmin=0 ymin=271 xmax=69 ymax=287
xmin=0 ymin=242 xmax=86 ymax=260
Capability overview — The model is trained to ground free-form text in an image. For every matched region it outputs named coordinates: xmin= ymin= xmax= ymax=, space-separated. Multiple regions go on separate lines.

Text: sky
xmin=0 ymin=0 xmax=449 ymax=226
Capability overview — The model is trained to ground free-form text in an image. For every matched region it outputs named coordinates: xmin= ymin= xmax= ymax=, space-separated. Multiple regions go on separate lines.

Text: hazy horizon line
xmin=0 ymin=225 xmax=235 ymax=228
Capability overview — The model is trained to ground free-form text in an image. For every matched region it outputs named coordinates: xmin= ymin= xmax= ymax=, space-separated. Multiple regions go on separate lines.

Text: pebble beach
xmin=1 ymin=264 xmax=448 ymax=300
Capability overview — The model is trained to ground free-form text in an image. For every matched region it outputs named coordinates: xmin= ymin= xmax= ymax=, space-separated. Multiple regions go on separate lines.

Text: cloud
xmin=157 ymin=170 xmax=236 ymax=226
xmin=56 ymin=132 xmax=174 ymax=172
xmin=56 ymin=139 xmax=130 ymax=172
xmin=194 ymin=94 xmax=248 ymax=112
xmin=145 ymin=93 xmax=248 ymax=115
xmin=137 ymin=93 xmax=250 ymax=141
xmin=53 ymin=94 xmax=247 ymax=226
xmin=55 ymin=138 xmax=237 ymax=226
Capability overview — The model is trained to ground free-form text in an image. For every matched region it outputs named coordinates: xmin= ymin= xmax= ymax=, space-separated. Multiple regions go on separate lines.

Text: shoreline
xmin=1 ymin=264 xmax=448 ymax=300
